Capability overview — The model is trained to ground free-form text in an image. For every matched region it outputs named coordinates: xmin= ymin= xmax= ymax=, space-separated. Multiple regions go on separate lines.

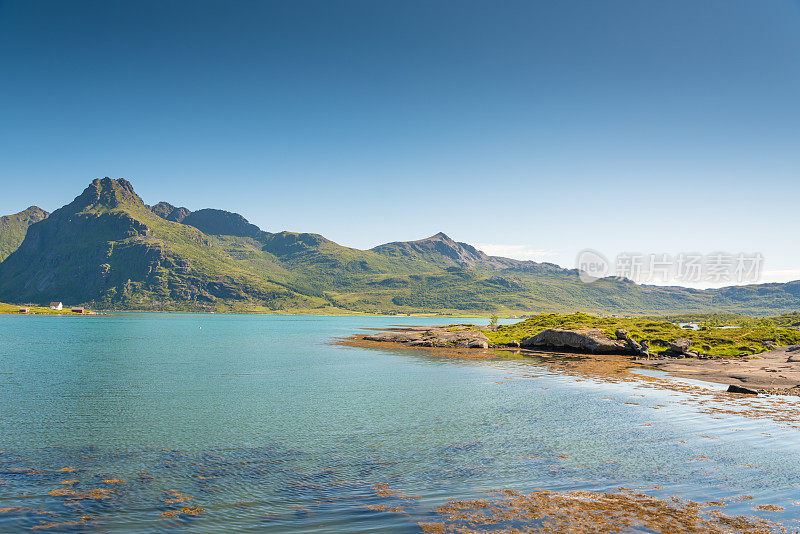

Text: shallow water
xmin=0 ymin=314 xmax=798 ymax=532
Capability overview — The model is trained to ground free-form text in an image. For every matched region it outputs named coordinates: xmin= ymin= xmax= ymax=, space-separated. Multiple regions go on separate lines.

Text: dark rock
xmin=625 ymin=337 xmax=642 ymax=353
xmin=762 ymin=341 xmax=778 ymax=349
xmin=507 ymin=340 xmax=520 ymax=348
xmin=701 ymin=344 xmax=711 ymax=351
xmin=520 ymin=328 xmax=631 ymax=354
xmin=727 ymin=384 xmax=759 ymax=395
xmin=615 ymin=329 xmax=629 ymax=341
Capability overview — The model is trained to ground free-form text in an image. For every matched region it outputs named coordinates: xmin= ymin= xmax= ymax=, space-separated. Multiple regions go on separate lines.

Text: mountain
xmin=372 ymin=232 xmax=527 ymax=269
xmin=0 ymin=177 xmax=798 ymax=316
xmin=0 ymin=206 xmax=49 ymax=262
xmin=0 ymin=178 xmax=312 ymax=310
xmin=149 ymin=201 xmax=190 ymax=222
xmin=181 ymin=209 xmax=267 ymax=241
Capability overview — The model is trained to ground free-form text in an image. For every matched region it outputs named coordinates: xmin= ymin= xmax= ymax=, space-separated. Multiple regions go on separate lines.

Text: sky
xmin=1 ymin=0 xmax=799 ymax=287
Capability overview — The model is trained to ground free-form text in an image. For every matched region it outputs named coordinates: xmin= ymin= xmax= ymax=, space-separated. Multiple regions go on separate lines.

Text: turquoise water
xmin=1 ymin=314 xmax=799 ymax=532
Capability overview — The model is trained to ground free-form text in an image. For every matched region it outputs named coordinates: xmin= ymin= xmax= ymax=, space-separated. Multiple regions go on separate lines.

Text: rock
xmin=520 ymin=328 xmax=631 ymax=354
xmin=364 ymin=332 xmax=422 ymax=343
xmin=701 ymin=344 xmax=711 ymax=352
xmin=615 ymin=329 xmax=629 ymax=341
xmin=670 ymin=338 xmax=692 ymax=353
xmin=684 ymin=351 xmax=699 ymax=358
xmin=762 ymin=341 xmax=778 ymax=349
xmin=625 ymin=337 xmax=642 ymax=353
xmin=507 ymin=340 xmax=520 ymax=348
xmin=727 ymin=384 xmax=759 ymax=395
xmin=468 ymin=339 xmax=489 ymax=349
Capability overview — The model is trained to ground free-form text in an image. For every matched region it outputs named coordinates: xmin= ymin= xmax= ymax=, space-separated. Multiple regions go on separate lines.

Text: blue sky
xmin=1 ymin=0 xmax=799 ymax=286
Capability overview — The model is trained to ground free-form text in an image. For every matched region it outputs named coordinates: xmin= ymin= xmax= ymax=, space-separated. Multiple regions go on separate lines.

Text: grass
xmin=486 ymin=312 xmax=800 ymax=358
xmin=0 ymin=302 xmax=83 ymax=315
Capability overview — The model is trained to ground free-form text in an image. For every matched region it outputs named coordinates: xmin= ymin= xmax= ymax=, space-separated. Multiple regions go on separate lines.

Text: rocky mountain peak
xmin=372 ymin=232 xmax=489 ymax=267
xmin=72 ymin=177 xmax=145 ymax=212
xmin=2 ymin=206 xmax=49 ymax=224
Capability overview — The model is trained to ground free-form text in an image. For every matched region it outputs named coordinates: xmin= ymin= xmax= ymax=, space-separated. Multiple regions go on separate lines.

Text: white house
xmin=49 ymin=302 xmax=63 ymax=310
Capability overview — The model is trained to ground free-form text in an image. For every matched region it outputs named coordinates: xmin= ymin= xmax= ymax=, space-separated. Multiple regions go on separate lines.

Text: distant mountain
xmin=0 ymin=177 xmax=798 ymax=315
xmin=149 ymin=201 xmax=190 ymax=222
xmin=181 ymin=209 xmax=267 ymax=241
xmin=0 ymin=206 xmax=49 ymax=262
xmin=373 ymin=232 xmax=522 ymax=269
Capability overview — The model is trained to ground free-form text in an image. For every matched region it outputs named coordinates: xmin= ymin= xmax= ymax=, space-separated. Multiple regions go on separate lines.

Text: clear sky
xmin=1 ymin=0 xmax=799 ymax=286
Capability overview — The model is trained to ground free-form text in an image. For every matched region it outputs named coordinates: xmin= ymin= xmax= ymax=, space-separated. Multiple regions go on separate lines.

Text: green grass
xmin=486 ymin=312 xmax=800 ymax=358
xmin=0 ymin=302 xmax=83 ymax=315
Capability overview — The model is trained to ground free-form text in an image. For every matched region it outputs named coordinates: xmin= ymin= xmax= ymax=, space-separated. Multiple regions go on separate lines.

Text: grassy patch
xmin=0 ymin=302 xmax=81 ymax=315
xmin=487 ymin=312 xmax=800 ymax=358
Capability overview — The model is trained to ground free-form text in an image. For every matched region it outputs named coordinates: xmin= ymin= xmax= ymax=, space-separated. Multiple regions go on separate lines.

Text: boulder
xmin=670 ymin=338 xmax=692 ymax=353
xmin=520 ymin=328 xmax=631 ymax=354
xmin=625 ymin=337 xmax=642 ymax=353
xmin=615 ymin=329 xmax=629 ymax=341
xmin=762 ymin=341 xmax=778 ymax=349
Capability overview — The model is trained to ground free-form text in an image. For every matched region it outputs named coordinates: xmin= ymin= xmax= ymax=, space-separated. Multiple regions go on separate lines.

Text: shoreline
xmin=340 ymin=329 xmax=800 ymax=397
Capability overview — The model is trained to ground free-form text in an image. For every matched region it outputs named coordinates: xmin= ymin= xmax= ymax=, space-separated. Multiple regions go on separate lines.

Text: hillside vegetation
xmin=487 ymin=312 xmax=800 ymax=358
xmin=0 ymin=206 xmax=49 ymax=261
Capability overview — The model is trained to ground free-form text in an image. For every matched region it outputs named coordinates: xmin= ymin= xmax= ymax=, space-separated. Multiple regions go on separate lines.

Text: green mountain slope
xmin=0 ymin=178 xmax=321 ymax=310
xmin=0 ymin=177 xmax=798 ymax=315
xmin=0 ymin=206 xmax=49 ymax=261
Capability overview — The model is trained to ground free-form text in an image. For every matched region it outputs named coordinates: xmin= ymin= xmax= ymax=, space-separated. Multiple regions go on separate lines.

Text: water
xmin=1 ymin=314 xmax=798 ymax=532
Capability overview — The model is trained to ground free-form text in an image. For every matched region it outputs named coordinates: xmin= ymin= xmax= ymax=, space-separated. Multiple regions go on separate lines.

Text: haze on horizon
xmin=1 ymin=0 xmax=799 ymax=288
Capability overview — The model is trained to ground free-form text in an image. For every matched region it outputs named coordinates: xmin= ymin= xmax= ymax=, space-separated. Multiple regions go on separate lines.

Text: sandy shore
xmin=633 ymin=345 xmax=800 ymax=395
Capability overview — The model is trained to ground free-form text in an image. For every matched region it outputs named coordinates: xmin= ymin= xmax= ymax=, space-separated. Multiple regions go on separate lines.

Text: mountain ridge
xmin=0 ymin=206 xmax=49 ymax=262
xmin=0 ymin=178 xmax=798 ymax=315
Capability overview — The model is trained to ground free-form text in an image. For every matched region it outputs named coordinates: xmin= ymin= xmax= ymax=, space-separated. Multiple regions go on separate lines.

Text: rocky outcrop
xmin=658 ymin=338 xmax=700 ymax=358
xmin=519 ymin=328 xmax=632 ymax=354
xmin=670 ymin=338 xmax=692 ymax=353
xmin=364 ymin=327 xmax=490 ymax=349
xmin=754 ymin=344 xmax=800 ymax=363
